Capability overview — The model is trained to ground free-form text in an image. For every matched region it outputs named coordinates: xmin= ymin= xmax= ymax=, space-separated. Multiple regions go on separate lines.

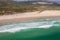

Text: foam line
xmin=0 ymin=25 xmax=52 ymax=33
xmin=0 ymin=20 xmax=55 ymax=33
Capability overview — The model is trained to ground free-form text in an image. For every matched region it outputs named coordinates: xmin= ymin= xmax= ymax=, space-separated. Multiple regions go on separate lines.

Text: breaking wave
xmin=0 ymin=18 xmax=60 ymax=33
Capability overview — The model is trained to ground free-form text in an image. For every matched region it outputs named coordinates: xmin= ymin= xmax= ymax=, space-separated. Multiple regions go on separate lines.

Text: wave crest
xmin=0 ymin=21 xmax=55 ymax=33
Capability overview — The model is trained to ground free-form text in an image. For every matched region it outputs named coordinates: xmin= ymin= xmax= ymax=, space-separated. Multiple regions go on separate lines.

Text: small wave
xmin=0 ymin=24 xmax=53 ymax=33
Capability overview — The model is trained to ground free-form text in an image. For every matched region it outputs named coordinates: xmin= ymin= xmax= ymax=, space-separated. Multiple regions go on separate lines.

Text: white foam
xmin=0 ymin=27 xmax=27 ymax=33
xmin=0 ymin=24 xmax=52 ymax=33
xmin=38 ymin=25 xmax=52 ymax=28
xmin=0 ymin=20 xmax=55 ymax=33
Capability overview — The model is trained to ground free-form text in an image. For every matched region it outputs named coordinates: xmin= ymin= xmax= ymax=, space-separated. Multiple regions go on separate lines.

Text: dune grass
xmin=0 ymin=2 xmax=60 ymax=15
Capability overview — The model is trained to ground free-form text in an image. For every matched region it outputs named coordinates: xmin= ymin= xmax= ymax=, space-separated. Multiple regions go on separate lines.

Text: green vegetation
xmin=0 ymin=2 xmax=60 ymax=15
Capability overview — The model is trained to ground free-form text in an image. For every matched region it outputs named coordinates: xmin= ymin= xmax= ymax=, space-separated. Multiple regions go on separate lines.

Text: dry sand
xmin=0 ymin=10 xmax=60 ymax=23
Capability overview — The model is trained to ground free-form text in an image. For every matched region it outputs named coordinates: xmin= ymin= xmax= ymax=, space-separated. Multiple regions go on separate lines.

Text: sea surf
xmin=0 ymin=17 xmax=60 ymax=40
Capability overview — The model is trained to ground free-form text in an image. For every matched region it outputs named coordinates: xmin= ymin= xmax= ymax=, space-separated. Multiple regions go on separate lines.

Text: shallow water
xmin=0 ymin=17 xmax=60 ymax=40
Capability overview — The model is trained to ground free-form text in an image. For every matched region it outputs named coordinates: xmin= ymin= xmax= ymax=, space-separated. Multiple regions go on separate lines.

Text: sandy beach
xmin=0 ymin=10 xmax=60 ymax=23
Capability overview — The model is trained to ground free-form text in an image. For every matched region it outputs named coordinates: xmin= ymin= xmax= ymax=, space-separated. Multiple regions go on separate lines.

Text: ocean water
xmin=0 ymin=17 xmax=60 ymax=40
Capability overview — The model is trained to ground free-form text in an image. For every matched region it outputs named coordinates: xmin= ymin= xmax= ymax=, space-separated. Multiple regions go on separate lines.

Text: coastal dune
xmin=39 ymin=10 xmax=60 ymax=16
xmin=0 ymin=10 xmax=60 ymax=23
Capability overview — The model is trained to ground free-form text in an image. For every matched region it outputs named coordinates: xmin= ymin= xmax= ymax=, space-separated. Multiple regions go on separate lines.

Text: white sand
xmin=0 ymin=10 xmax=60 ymax=23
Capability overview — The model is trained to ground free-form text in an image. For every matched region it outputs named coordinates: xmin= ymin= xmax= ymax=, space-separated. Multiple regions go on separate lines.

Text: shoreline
xmin=0 ymin=10 xmax=60 ymax=24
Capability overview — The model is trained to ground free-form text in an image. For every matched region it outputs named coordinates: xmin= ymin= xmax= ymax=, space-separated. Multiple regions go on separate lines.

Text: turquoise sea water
xmin=0 ymin=17 xmax=60 ymax=40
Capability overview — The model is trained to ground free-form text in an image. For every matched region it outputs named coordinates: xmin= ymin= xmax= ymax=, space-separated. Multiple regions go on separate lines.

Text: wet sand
xmin=0 ymin=10 xmax=60 ymax=24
